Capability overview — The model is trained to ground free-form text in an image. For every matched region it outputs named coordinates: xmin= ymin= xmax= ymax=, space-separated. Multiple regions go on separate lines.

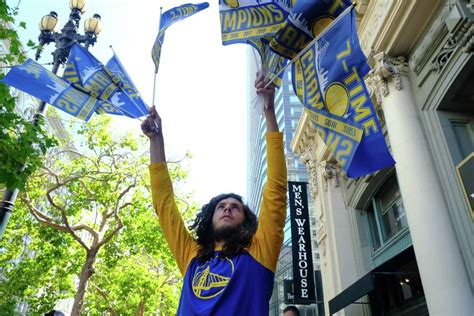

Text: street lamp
xmin=35 ymin=0 xmax=102 ymax=66
xmin=0 ymin=0 xmax=103 ymax=240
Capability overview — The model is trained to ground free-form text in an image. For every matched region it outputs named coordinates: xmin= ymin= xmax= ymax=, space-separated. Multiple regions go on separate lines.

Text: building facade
xmin=291 ymin=0 xmax=473 ymax=315
xmin=247 ymin=54 xmax=322 ymax=316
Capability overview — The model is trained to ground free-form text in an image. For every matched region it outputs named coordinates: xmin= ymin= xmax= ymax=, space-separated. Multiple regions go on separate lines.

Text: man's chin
xmin=214 ymin=225 xmax=240 ymax=241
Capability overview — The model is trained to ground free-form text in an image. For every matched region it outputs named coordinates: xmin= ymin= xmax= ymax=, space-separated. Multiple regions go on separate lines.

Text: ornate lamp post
xmin=0 ymin=0 xmax=103 ymax=239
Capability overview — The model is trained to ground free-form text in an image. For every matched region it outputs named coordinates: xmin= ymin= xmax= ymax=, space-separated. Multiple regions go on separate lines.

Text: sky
xmin=9 ymin=0 xmax=251 ymax=205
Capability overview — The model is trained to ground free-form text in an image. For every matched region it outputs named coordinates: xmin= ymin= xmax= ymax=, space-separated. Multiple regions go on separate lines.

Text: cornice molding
xmin=358 ymin=0 xmax=444 ymax=57
xmin=301 ymin=144 xmax=319 ymax=197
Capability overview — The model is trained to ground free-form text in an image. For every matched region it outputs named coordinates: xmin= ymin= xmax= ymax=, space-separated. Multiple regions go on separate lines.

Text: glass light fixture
xmin=70 ymin=0 xmax=87 ymax=14
xmin=84 ymin=14 xmax=102 ymax=35
xmin=39 ymin=11 xmax=58 ymax=32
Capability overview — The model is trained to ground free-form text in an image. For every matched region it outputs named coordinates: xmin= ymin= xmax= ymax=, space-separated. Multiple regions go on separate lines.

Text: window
xmin=377 ymin=176 xmax=408 ymax=242
xmin=451 ymin=120 xmax=473 ymax=159
xmin=367 ymin=203 xmax=382 ymax=251
xmin=366 ymin=174 xmax=408 ymax=251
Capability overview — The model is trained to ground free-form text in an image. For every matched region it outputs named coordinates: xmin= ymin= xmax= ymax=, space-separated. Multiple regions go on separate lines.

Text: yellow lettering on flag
xmin=329 ymin=0 xmax=346 ymax=15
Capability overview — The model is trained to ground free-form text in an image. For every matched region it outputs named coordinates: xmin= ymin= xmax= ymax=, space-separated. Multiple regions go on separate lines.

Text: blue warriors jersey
xmin=178 ymin=251 xmax=274 ymax=315
xmin=150 ymin=132 xmax=287 ymax=315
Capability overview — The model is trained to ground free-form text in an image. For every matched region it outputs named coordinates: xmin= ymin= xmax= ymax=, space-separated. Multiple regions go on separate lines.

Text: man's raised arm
xmin=250 ymin=75 xmax=288 ymax=272
xmin=142 ymin=108 xmax=197 ymax=275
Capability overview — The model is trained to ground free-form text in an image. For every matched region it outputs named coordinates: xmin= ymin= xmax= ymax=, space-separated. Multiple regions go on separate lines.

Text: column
xmin=368 ymin=52 xmax=474 ymax=315
xmin=321 ymin=160 xmax=365 ymax=316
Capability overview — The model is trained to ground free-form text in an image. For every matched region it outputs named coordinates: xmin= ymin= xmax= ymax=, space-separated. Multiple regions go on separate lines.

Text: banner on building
xmin=288 ymin=181 xmax=316 ymax=304
xmin=291 ymin=7 xmax=395 ymax=178
xmin=270 ymin=0 xmax=351 ymax=59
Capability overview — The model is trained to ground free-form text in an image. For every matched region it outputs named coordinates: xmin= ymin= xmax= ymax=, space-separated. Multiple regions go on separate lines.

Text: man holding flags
xmin=141 ymin=73 xmax=287 ymax=315
xmin=0 ymin=1 xmax=397 ymax=313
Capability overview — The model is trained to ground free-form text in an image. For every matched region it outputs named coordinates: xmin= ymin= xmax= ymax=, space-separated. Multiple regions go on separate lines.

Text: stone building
xmin=291 ymin=1 xmax=473 ymax=315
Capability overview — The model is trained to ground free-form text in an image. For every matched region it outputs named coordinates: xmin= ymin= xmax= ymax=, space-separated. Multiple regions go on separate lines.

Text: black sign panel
xmin=283 ymin=279 xmax=295 ymax=304
xmin=288 ymin=181 xmax=316 ymax=304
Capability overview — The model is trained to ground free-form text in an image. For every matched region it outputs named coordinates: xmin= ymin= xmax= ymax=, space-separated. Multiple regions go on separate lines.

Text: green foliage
xmin=0 ymin=0 xmax=57 ymax=190
xmin=84 ymin=194 xmax=182 ymax=314
xmin=0 ymin=199 xmax=79 ymax=313
xmin=1 ymin=115 xmax=196 ymax=314
xmin=0 ymin=0 xmax=26 ymax=64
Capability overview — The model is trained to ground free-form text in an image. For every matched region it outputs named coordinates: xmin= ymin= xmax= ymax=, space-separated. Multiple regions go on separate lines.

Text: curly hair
xmin=189 ymin=193 xmax=257 ymax=262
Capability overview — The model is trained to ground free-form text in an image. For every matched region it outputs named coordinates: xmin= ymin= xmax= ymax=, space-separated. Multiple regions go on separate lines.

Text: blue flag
xmin=292 ymin=7 xmax=395 ymax=178
xmin=64 ymin=44 xmax=148 ymax=118
xmin=219 ymin=0 xmax=291 ymax=46
xmin=270 ymin=0 xmax=352 ymax=59
xmin=152 ymin=2 xmax=209 ymax=73
xmin=1 ymin=59 xmax=101 ymax=121
xmin=219 ymin=1 xmax=293 ymax=87
xmin=106 ymin=52 xmax=148 ymax=115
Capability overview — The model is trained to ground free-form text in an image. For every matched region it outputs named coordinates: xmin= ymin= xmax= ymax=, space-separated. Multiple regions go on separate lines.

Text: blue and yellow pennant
xmin=152 ymin=2 xmax=209 ymax=73
xmin=292 ymin=7 xmax=395 ymax=178
xmin=106 ymin=52 xmax=148 ymax=116
xmin=270 ymin=0 xmax=352 ymax=59
xmin=219 ymin=0 xmax=292 ymax=45
xmin=219 ymin=1 xmax=294 ymax=88
xmin=64 ymin=44 xmax=148 ymax=118
xmin=1 ymin=59 xmax=101 ymax=121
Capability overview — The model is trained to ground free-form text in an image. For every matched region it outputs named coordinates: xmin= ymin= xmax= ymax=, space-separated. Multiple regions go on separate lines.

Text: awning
xmin=328 ymin=272 xmax=375 ymax=315
xmin=328 ymin=247 xmax=421 ymax=315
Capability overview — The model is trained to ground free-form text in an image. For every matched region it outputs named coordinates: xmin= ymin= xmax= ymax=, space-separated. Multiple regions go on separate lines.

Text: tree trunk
xmin=135 ymin=300 xmax=145 ymax=316
xmin=71 ymin=247 xmax=98 ymax=315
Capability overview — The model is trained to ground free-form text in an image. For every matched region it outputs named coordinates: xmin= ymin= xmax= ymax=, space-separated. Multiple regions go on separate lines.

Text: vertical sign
xmin=288 ymin=181 xmax=316 ymax=304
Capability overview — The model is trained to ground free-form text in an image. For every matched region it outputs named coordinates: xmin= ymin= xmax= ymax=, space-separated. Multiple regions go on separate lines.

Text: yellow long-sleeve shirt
xmin=149 ymin=132 xmax=287 ymax=315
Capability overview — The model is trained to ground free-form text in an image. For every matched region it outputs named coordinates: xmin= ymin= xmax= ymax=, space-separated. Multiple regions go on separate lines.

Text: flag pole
xmin=149 ymin=6 xmax=163 ymax=133
xmin=151 ymin=6 xmax=163 ymax=108
xmin=152 ymin=67 xmax=157 ymax=107
xmin=263 ymin=4 xmax=354 ymax=89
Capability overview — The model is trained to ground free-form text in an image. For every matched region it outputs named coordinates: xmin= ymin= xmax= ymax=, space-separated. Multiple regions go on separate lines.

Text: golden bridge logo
xmin=325 ymin=82 xmax=349 ymax=117
xmin=312 ymin=16 xmax=333 ymax=38
xmin=192 ymin=258 xmax=234 ymax=299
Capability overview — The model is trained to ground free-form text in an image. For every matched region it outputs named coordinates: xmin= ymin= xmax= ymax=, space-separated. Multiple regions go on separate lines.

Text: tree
xmin=84 ymin=187 xmax=196 ymax=315
xmin=0 ymin=0 xmax=57 ymax=191
xmin=0 ymin=201 xmax=80 ymax=314
xmin=82 ymin=148 xmax=197 ymax=315
xmin=0 ymin=2 xmax=193 ymax=313
xmin=0 ymin=115 xmax=196 ymax=315
xmin=21 ymin=116 xmax=145 ymax=315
